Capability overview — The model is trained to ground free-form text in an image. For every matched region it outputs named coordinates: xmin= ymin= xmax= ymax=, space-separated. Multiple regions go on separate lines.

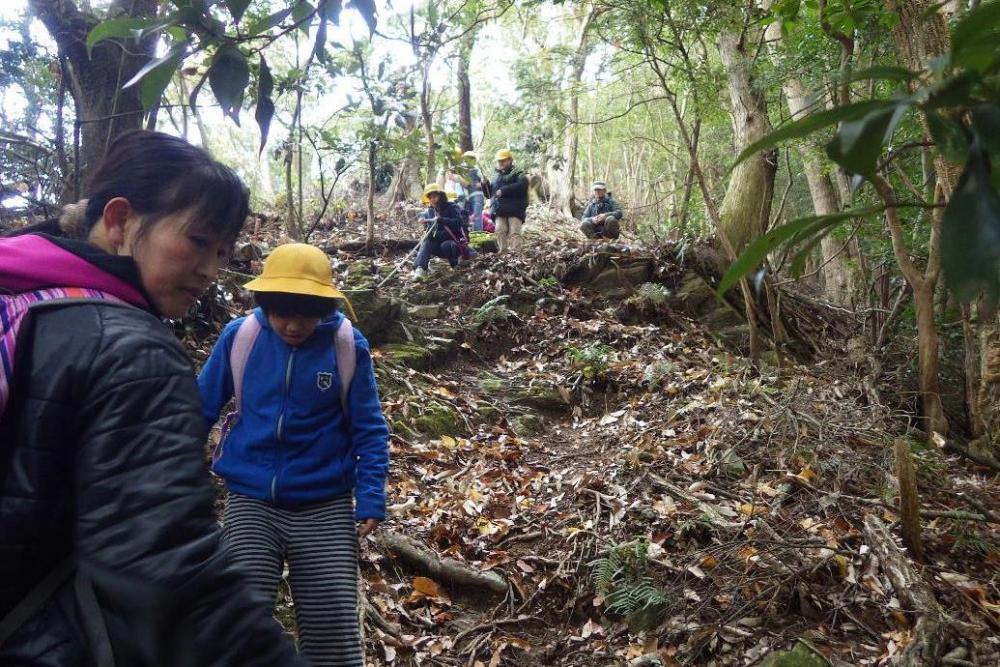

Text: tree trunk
xmin=555 ymin=5 xmax=598 ymax=219
xmin=783 ymin=78 xmax=856 ymax=301
xmin=419 ymin=67 xmax=435 ymax=182
xmin=366 ymin=142 xmax=377 ymax=248
xmin=30 ymin=0 xmax=159 ymax=191
xmin=914 ymin=280 xmax=948 ymax=436
xmin=456 ymin=37 xmax=475 ymax=153
xmin=717 ymin=24 xmax=777 ymax=254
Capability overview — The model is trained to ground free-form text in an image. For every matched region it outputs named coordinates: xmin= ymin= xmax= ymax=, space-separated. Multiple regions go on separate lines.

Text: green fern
xmin=590 ymin=540 xmax=668 ymax=619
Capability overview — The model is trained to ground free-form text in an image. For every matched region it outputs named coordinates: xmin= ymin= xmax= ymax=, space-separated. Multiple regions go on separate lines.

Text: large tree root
xmin=377 ymin=531 xmax=508 ymax=594
xmin=863 ymin=515 xmax=958 ymax=665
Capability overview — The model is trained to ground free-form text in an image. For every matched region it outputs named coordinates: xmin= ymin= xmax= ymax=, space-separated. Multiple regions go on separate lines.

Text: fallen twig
xmin=378 ymin=531 xmax=508 ymax=594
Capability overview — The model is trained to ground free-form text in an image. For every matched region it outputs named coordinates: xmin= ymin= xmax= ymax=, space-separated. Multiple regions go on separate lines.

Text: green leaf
xmin=839 ymin=65 xmax=917 ymax=85
xmin=731 ymin=100 xmax=897 ymax=171
xmin=292 ymin=0 xmax=316 ymax=29
xmin=971 ymin=105 xmax=1000 ymax=163
xmin=225 ymin=0 xmax=252 ymax=23
xmin=789 ymin=229 xmax=832 ymax=278
xmin=312 ymin=19 xmax=328 ymax=63
xmin=941 ymin=142 xmax=1000 ymax=304
xmin=254 ymin=55 xmax=274 ymax=155
xmin=86 ymin=17 xmax=161 ymax=56
xmin=350 ymin=0 xmax=377 ymax=35
xmin=927 ymin=111 xmax=969 ymax=165
xmin=826 ymin=103 xmax=910 ymax=179
xmin=138 ymin=44 xmax=186 ymax=111
xmin=209 ymin=44 xmax=250 ymax=122
xmin=717 ymin=207 xmax=885 ymax=296
xmin=246 ymin=6 xmax=294 ymax=35
xmin=322 ymin=0 xmax=343 ymax=23
xmin=122 ymin=41 xmax=188 ymax=90
xmin=951 ymin=1 xmax=1000 ymax=72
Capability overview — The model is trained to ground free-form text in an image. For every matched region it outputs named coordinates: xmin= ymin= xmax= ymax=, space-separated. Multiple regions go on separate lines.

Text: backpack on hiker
xmin=215 ymin=313 xmax=357 ymax=461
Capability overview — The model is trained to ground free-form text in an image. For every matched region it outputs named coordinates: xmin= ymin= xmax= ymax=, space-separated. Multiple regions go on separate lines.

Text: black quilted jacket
xmin=0 ymin=231 xmax=305 ymax=666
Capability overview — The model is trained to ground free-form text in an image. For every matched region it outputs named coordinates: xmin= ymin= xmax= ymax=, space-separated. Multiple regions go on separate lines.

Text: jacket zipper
xmin=271 ymin=348 xmax=296 ymax=502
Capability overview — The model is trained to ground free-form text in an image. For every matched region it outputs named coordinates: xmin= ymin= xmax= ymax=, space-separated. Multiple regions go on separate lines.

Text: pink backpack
xmin=217 ymin=314 xmax=357 ymax=457
xmin=1 ymin=287 xmax=125 ymax=418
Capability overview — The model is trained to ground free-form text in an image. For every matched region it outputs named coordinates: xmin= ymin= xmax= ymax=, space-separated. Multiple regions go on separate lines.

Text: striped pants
xmin=223 ymin=493 xmax=363 ymax=666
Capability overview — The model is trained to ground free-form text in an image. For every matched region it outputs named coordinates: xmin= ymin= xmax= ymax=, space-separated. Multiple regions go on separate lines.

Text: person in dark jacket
xmin=413 ymin=183 xmax=467 ymax=279
xmin=463 ymin=151 xmax=486 ymax=231
xmin=579 ymin=181 xmax=624 ymax=240
xmin=0 ymin=130 xmax=306 ymax=666
xmin=484 ymin=149 xmax=529 ymax=254
xmin=199 ymin=242 xmax=389 ymax=667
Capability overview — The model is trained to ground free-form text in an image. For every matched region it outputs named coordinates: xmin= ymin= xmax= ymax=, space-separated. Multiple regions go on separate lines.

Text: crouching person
xmin=580 ymin=181 xmax=623 ymax=240
xmin=198 ymin=243 xmax=390 ymax=667
xmin=413 ymin=183 xmax=467 ymax=279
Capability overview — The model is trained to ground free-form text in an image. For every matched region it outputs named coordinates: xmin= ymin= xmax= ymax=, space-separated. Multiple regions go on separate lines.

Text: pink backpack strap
xmin=229 ymin=315 xmax=262 ymax=415
xmin=334 ymin=318 xmax=356 ymax=413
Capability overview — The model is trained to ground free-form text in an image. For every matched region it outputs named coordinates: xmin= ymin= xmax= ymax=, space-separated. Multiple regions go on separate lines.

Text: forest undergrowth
xmin=185 ymin=215 xmax=1000 ymax=667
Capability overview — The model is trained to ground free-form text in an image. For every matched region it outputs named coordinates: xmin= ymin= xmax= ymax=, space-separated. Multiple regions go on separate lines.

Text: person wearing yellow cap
xmin=413 ymin=183 xmax=471 ymax=278
xmin=198 ymin=243 xmax=389 ymax=666
xmin=484 ymin=148 xmax=529 ymax=253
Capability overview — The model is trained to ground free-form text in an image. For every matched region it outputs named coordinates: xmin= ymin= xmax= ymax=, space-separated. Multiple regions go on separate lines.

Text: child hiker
xmin=198 ymin=243 xmax=390 ymax=667
xmin=0 ymin=130 xmax=305 ymax=665
xmin=413 ymin=182 xmax=469 ymax=279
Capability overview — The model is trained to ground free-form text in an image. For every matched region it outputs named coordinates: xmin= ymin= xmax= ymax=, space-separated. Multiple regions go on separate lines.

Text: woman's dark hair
xmin=74 ymin=130 xmax=249 ymax=243
xmin=254 ymin=291 xmax=340 ymax=319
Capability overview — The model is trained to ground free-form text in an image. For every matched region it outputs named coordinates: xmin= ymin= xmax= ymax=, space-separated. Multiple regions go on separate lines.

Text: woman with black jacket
xmin=0 ymin=131 xmax=306 ymax=666
xmin=412 ymin=183 xmax=467 ymax=279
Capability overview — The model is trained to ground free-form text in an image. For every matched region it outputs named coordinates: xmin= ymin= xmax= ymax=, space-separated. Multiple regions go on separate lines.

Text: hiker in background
xmin=444 ymin=169 xmax=467 ymax=211
xmin=413 ymin=183 xmax=469 ymax=279
xmin=0 ymin=130 xmax=306 ymax=665
xmin=579 ymin=181 xmax=623 ymax=240
xmin=463 ymin=151 xmax=486 ymax=231
xmin=198 ymin=243 xmax=389 ymax=667
xmin=485 ymin=149 xmax=529 ymax=254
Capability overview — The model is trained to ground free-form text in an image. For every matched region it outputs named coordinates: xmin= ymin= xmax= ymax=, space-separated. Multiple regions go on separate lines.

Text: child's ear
xmin=101 ymin=197 xmax=134 ymax=253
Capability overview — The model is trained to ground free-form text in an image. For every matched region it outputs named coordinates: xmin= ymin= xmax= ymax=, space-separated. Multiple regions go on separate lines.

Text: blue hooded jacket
xmin=198 ymin=308 xmax=390 ymax=519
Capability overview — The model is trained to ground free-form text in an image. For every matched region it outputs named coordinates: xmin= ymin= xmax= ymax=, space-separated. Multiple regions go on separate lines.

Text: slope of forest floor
xmin=187 ymin=214 xmax=1000 ymax=666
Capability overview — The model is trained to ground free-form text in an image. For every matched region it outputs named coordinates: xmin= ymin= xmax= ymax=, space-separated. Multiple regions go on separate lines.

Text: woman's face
xmin=124 ymin=211 xmax=232 ymax=318
xmin=428 ymin=192 xmax=445 ymax=208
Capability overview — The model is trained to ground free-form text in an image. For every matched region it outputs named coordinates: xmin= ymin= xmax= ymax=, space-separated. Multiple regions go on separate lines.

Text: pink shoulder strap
xmin=230 ymin=315 xmax=262 ymax=414
xmin=335 ymin=318 xmax=356 ymax=413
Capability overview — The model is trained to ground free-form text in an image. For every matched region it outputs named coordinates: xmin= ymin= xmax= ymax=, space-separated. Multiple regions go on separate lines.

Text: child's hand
xmin=358 ymin=519 xmax=380 ymax=537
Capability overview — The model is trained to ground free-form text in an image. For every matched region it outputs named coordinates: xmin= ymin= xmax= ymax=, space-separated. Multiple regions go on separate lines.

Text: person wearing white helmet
xmin=579 ymin=181 xmax=623 ymax=240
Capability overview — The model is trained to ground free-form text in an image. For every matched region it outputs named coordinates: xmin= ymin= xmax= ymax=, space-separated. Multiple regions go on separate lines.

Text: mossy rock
xmin=343 ymin=288 xmax=406 ymax=346
xmin=469 ymin=232 xmax=498 ymax=253
xmin=344 ymin=260 xmax=378 ymax=288
xmin=411 ymin=404 xmax=464 ymax=437
xmin=511 ymin=413 xmax=545 ymax=437
xmin=477 ymin=373 xmax=570 ymax=412
xmin=586 ymin=262 xmax=654 ymax=295
xmin=759 ymin=641 xmax=830 ymax=667
xmin=382 ymin=331 xmax=460 ymax=371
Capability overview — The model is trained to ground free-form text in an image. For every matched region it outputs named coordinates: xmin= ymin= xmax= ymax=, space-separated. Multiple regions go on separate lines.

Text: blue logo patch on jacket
xmin=317 ymin=371 xmax=333 ymax=391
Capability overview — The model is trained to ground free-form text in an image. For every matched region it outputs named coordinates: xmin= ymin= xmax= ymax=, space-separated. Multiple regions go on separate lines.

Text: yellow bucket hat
xmin=244 ymin=243 xmax=356 ymax=319
xmin=495 ymin=148 xmax=513 ymax=162
xmin=420 ymin=182 xmax=448 ymax=205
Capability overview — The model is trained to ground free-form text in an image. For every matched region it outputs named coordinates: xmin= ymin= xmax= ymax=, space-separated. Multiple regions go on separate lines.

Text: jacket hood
xmin=0 ymin=233 xmax=150 ymax=309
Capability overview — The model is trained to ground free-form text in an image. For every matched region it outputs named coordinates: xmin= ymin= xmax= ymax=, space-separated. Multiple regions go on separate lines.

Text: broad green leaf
xmin=839 ymin=65 xmax=917 ymax=85
xmin=941 ymin=143 xmax=1000 ymax=304
xmin=789 ymin=229 xmax=833 ymax=278
xmin=246 ymin=7 xmax=294 ymax=35
xmin=971 ymin=105 xmax=1000 ymax=164
xmin=254 ymin=55 xmax=275 ymax=155
xmin=731 ymin=100 xmax=897 ymax=171
xmin=826 ymin=103 xmax=910 ymax=179
xmin=209 ymin=44 xmax=250 ymax=122
xmin=312 ymin=18 xmax=328 ymax=63
xmin=122 ymin=41 xmax=188 ymax=90
xmin=138 ymin=44 xmax=186 ymax=110
xmin=322 ymin=0 xmax=343 ymax=23
xmin=951 ymin=1 xmax=1000 ymax=72
xmin=350 ymin=0 xmax=377 ymax=35
xmin=292 ymin=0 xmax=316 ymax=29
xmin=226 ymin=0 xmax=252 ymax=23
xmin=927 ymin=111 xmax=969 ymax=165
xmin=923 ymin=72 xmax=978 ymax=110
xmin=86 ymin=17 xmax=161 ymax=56
xmin=717 ymin=207 xmax=885 ymax=296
